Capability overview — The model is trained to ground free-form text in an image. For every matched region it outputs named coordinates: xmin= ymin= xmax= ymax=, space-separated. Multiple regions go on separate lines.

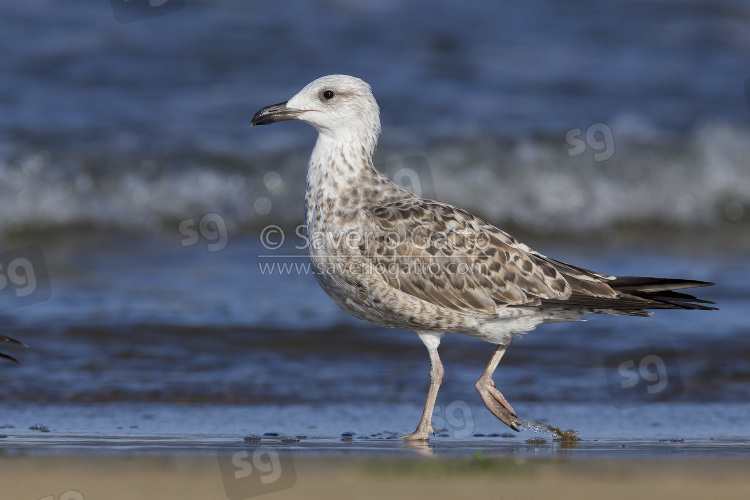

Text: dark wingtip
xmin=1 ymin=335 xmax=28 ymax=348
xmin=0 ymin=353 xmax=21 ymax=364
xmin=1 ymin=335 xmax=27 ymax=364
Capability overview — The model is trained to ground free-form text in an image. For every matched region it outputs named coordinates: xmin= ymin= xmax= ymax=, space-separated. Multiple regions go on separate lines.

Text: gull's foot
xmin=476 ymin=378 xmax=521 ymax=431
xmin=398 ymin=425 xmax=434 ymax=441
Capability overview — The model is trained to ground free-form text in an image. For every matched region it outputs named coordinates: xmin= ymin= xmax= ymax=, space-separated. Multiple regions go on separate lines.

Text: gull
xmin=250 ymin=75 xmax=716 ymax=441
xmin=1 ymin=335 xmax=27 ymax=364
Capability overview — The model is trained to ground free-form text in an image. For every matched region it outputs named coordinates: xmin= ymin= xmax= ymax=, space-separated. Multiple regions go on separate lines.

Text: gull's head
xmin=251 ymin=75 xmax=380 ymax=143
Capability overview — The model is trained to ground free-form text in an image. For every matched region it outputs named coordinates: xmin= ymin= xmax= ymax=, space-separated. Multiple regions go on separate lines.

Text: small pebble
xmin=29 ymin=424 xmax=50 ymax=432
xmin=500 ymin=433 xmax=516 ymax=438
xmin=243 ymin=435 xmax=262 ymax=442
xmin=526 ymin=438 xmax=547 ymax=445
xmin=263 ymin=432 xmax=279 ymax=437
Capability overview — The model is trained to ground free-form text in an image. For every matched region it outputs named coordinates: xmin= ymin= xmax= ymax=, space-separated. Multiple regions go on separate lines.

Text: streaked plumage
xmin=251 ymin=75 xmax=716 ymax=440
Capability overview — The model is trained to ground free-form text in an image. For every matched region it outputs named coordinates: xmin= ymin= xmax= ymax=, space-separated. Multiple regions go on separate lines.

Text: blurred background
xmin=2 ymin=0 xmax=750 ymax=236
xmin=0 ymin=0 xmax=749 ymax=443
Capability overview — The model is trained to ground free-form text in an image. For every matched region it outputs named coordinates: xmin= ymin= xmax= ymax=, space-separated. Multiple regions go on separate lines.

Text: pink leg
xmin=400 ymin=332 xmax=444 ymax=441
xmin=475 ymin=342 xmax=520 ymax=431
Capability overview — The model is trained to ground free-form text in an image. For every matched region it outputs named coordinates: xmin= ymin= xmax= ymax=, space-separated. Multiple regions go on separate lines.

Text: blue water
xmin=1 ymin=1 xmax=749 ymax=455
xmin=0 ymin=233 xmax=743 ymax=406
xmin=3 ymin=401 xmax=750 ymax=457
xmin=0 ymin=0 xmax=749 ymax=233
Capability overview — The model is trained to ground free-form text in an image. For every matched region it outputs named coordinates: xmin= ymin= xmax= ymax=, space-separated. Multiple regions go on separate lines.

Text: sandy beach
xmin=4 ymin=455 xmax=750 ymax=500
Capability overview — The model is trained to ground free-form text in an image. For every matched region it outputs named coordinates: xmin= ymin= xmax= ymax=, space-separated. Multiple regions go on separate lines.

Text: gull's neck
xmin=304 ymin=128 xmax=384 ymax=231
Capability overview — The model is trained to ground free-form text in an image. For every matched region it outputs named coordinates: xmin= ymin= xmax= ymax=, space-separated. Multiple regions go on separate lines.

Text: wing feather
xmin=360 ymin=198 xmax=610 ymax=314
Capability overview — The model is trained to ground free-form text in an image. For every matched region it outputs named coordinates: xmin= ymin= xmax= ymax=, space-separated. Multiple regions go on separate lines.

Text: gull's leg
xmin=475 ymin=342 xmax=520 ymax=431
xmin=399 ymin=332 xmax=444 ymax=441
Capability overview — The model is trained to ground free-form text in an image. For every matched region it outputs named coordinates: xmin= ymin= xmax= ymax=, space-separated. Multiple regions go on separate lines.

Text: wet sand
xmin=4 ymin=455 xmax=750 ymax=500
xmin=3 ymin=401 xmax=750 ymax=498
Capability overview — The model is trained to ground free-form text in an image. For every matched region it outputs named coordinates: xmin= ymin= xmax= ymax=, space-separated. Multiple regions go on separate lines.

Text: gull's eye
xmin=322 ymin=90 xmax=335 ymax=100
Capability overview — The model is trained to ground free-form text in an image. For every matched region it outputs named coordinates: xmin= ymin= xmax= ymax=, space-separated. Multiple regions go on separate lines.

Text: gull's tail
xmin=1 ymin=335 xmax=27 ymax=364
xmin=541 ymin=276 xmax=717 ymax=315
xmin=609 ymin=276 xmax=717 ymax=310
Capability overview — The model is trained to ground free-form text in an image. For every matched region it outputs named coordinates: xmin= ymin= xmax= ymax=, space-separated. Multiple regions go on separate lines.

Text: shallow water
xmin=3 ymin=401 xmax=750 ymax=457
xmin=0 ymin=233 xmax=743 ymax=404
xmin=0 ymin=232 xmax=747 ymax=457
xmin=1 ymin=1 xmax=749 ymax=460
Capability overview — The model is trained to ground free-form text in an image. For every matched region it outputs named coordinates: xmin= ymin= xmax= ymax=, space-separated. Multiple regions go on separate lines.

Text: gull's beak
xmin=250 ymin=101 xmax=303 ymax=126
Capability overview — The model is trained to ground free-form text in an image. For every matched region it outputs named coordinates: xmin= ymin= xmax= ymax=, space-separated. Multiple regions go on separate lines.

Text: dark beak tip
xmin=250 ymin=101 xmax=300 ymax=127
xmin=249 ymin=113 xmax=266 ymax=127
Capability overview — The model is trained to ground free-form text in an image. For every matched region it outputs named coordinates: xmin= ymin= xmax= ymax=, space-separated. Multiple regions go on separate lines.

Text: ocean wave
xmin=1 ymin=120 xmax=748 ymax=238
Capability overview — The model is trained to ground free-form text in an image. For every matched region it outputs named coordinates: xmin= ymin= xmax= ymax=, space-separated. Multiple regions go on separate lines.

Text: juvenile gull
xmin=1 ymin=335 xmax=27 ymax=364
xmin=250 ymin=75 xmax=716 ymax=441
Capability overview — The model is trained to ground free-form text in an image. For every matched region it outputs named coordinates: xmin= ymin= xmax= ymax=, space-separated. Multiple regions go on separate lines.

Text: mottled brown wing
xmin=360 ymin=198 xmax=609 ymax=315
